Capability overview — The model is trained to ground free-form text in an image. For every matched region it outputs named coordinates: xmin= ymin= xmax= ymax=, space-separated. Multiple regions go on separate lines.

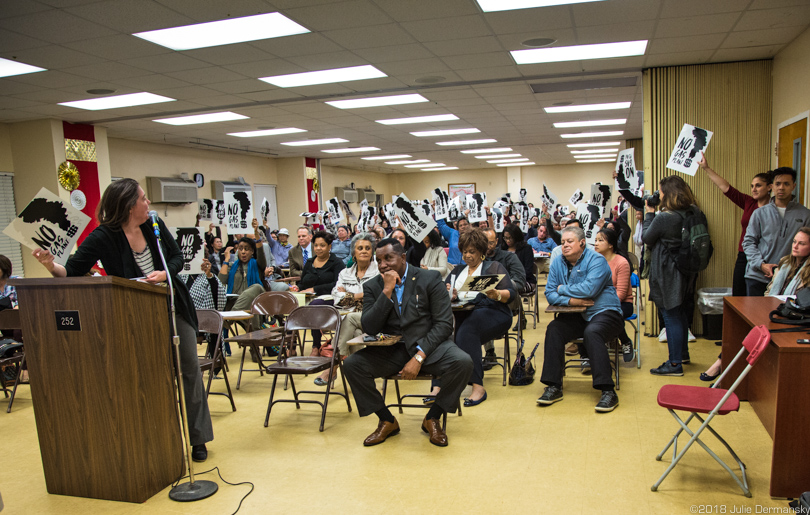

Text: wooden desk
xmin=722 ymin=296 xmax=810 ymax=498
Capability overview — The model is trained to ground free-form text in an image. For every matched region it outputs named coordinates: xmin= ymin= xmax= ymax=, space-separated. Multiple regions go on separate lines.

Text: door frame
xmin=777 ymin=110 xmax=810 ymax=205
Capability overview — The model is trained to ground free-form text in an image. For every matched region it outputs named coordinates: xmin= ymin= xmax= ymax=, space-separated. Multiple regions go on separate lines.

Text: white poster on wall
xmin=666 ymin=123 xmax=713 ymax=176
xmin=224 ymin=191 xmax=253 ymax=232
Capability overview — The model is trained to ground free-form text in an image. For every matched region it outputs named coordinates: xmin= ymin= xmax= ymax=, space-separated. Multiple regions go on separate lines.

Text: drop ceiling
xmin=1 ymin=0 xmax=808 ymax=173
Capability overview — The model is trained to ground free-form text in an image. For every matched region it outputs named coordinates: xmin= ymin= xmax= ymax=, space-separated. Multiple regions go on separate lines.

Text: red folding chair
xmin=651 ymin=325 xmax=770 ymax=497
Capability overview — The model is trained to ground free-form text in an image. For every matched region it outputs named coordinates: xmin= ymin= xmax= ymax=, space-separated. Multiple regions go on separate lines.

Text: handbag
xmin=509 ymin=341 xmax=540 ymax=386
xmin=768 ymin=287 xmax=810 ymax=332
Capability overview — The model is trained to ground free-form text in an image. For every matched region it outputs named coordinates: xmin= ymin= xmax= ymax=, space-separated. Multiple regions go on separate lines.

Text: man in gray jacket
xmin=743 ymin=167 xmax=810 ymax=296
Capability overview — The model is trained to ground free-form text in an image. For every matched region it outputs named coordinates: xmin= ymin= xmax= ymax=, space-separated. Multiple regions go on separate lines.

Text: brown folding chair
xmin=196 ymin=309 xmax=235 ymax=411
xmin=263 ymin=305 xmax=351 ymax=432
xmin=0 ymin=310 xmax=26 ymax=413
xmin=381 ymin=373 xmax=461 ymax=431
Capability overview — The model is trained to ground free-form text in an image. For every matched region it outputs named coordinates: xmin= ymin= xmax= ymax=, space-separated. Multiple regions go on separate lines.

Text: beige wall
xmin=772 ymin=25 xmax=810 ymax=170
xmin=521 ymin=162 xmax=617 ymax=208
xmin=390 ymin=168 xmax=508 ymax=202
xmin=0 ymin=124 xmax=13 ymax=172
xmin=320 ymin=164 xmax=393 ymax=223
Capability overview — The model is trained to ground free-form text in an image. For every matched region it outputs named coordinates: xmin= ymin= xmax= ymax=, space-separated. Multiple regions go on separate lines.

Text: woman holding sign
xmin=32 ymin=178 xmax=213 ymax=462
xmin=432 ymin=229 xmax=515 ymax=407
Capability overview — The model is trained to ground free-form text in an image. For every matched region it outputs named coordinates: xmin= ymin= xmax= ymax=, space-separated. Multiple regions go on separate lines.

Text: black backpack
xmin=768 ymin=287 xmax=810 ymax=332
xmin=671 ymin=208 xmax=713 ymax=274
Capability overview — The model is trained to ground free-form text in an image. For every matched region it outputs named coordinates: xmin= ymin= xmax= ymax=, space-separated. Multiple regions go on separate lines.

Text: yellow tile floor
xmin=0 ymin=310 xmax=795 ymax=514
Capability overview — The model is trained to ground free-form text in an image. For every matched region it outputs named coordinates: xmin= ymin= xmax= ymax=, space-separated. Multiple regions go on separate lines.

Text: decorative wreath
xmin=57 ymin=161 xmax=80 ymax=191
xmin=312 ymin=178 xmax=319 ymax=193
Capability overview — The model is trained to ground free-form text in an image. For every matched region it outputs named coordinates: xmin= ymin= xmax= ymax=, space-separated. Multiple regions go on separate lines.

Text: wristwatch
xmin=414 ymin=353 xmax=424 ymax=364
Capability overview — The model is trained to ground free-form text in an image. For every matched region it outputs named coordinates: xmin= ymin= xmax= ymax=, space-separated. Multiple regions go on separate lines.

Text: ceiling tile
xmin=65 ymin=0 xmax=195 ymax=32
xmin=456 ymin=65 xmax=522 ymax=81
xmin=655 ymin=13 xmax=742 ymax=38
xmin=166 ymin=66 xmax=249 ymax=85
xmin=251 ymin=33 xmax=345 ymax=58
xmin=222 ymin=59 xmax=305 ymax=78
xmin=496 ymin=29 xmax=578 ymax=52
xmin=709 ymin=45 xmax=783 ymax=62
xmin=63 ymin=61 xmax=152 ymax=81
xmin=0 ymin=29 xmax=50 ymax=53
xmin=11 ymin=44 xmax=99 ymax=69
xmin=722 ymin=26 xmax=805 ymax=48
xmin=182 ymin=45 xmax=278 ymax=67
xmin=111 ymin=73 xmax=193 ymax=91
xmin=735 ymin=5 xmax=810 ymax=31
xmin=572 ymin=0 xmax=661 ymax=26
xmin=284 ymin=51 xmax=369 ymax=70
xmin=6 ymin=69 xmax=91 ymax=87
xmin=153 ymin=0 xmax=274 ymax=22
xmin=574 ymin=20 xmax=656 ymax=45
xmin=423 ymin=36 xmax=505 ymax=57
xmin=123 ymin=53 xmax=211 ymax=73
xmin=323 ymin=23 xmax=416 ymax=49
xmin=441 ymin=51 xmax=514 ymax=70
xmin=401 ymin=15 xmax=492 ymax=42
xmin=0 ymin=10 xmax=117 ymax=44
xmin=647 ymin=33 xmax=727 ymax=54
xmin=378 ymin=57 xmax=450 ymax=75
xmin=63 ymin=34 xmax=171 ymax=60
xmin=353 ymin=43 xmax=436 ymax=63
xmin=660 ymin=0 xmax=749 ymax=18
xmin=483 ymin=7 xmax=572 ymax=34
xmin=285 ymin=0 xmax=393 ymax=31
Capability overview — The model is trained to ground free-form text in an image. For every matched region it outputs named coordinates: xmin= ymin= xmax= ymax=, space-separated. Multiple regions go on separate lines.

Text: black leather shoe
xmin=192 ymin=444 xmax=207 ymax=462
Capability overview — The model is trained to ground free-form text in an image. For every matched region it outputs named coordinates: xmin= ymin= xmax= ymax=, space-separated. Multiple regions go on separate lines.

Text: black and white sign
xmin=198 ymin=198 xmax=215 ymax=222
xmin=589 ymin=183 xmax=612 ymax=219
xmin=460 ymin=274 xmax=505 ymax=292
xmin=341 ymin=199 xmax=356 ymax=222
xmin=614 ymin=149 xmax=641 ymax=192
xmin=382 ymin=202 xmax=397 ymax=225
xmin=432 ymin=188 xmax=450 ymax=220
xmin=327 ymin=197 xmax=343 ymax=225
xmin=576 ymin=202 xmax=601 ymax=245
xmin=491 ymin=207 xmax=505 ymax=233
xmin=3 ymin=187 xmax=91 ymax=266
xmin=393 ymin=193 xmax=436 ymax=242
xmin=448 ymin=196 xmax=461 ymax=221
xmin=466 ymin=192 xmax=487 ymax=223
xmin=357 ymin=199 xmax=376 ymax=232
xmin=224 ymin=191 xmax=253 ymax=232
xmin=667 ymin=123 xmax=713 ymax=176
xmin=569 ymin=189 xmax=584 ymax=206
xmin=259 ymin=197 xmax=270 ymax=223
xmin=519 ymin=188 xmax=527 ymax=202
xmin=540 ymin=184 xmax=558 ymax=211
xmin=299 ymin=211 xmax=320 ymax=225
xmin=170 ymin=227 xmax=205 ymax=274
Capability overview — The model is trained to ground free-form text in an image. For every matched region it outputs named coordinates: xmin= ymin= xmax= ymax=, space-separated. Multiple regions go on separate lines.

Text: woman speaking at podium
xmin=32 ymin=179 xmax=213 ymax=462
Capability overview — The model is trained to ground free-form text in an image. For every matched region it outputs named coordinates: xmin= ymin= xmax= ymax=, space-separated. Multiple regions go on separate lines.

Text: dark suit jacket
xmin=288 ymin=245 xmax=305 ymax=278
xmin=361 ymin=266 xmax=455 ymax=364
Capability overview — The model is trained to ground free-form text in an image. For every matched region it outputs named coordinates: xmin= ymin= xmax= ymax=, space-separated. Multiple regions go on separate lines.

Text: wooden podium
xmin=11 ymin=277 xmax=183 ymax=503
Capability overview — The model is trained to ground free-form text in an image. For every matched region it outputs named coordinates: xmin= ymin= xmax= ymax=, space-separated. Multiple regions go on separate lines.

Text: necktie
xmin=303 ymin=248 xmax=309 ymax=266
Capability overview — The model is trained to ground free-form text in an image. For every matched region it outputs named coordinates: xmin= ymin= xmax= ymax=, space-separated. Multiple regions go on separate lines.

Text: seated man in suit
xmin=537 ymin=226 xmax=624 ymax=413
xmin=343 ymin=238 xmax=473 ymax=447
xmin=288 ymin=226 xmax=313 ymax=278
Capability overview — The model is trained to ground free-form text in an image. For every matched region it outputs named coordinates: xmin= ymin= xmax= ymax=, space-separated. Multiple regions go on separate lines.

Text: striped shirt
xmin=132 ymin=247 xmax=155 ymax=276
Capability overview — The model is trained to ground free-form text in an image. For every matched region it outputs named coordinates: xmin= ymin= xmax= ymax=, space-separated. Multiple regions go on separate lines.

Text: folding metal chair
xmin=196 ymin=309 xmax=236 ymax=412
xmin=651 ymin=325 xmax=771 ymax=497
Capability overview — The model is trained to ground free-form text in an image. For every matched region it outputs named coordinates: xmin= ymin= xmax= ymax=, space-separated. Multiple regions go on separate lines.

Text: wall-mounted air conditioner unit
xmin=335 ymin=186 xmax=358 ymax=203
xmin=358 ymin=188 xmax=376 ymax=203
xmin=212 ymin=180 xmax=252 ymax=199
xmin=146 ymin=176 xmax=198 ymax=203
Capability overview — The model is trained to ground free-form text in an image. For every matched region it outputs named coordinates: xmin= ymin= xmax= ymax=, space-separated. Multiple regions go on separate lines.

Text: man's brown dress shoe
xmin=363 ymin=419 xmax=400 ymax=446
xmin=421 ymin=417 xmax=448 ymax=447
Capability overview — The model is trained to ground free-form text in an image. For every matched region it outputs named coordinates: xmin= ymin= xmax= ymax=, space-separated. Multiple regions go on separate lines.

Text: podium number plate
xmin=55 ymin=310 xmax=81 ymax=331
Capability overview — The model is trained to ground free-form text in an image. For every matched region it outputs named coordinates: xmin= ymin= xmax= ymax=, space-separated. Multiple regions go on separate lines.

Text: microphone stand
xmin=150 ymin=214 xmax=218 ymax=502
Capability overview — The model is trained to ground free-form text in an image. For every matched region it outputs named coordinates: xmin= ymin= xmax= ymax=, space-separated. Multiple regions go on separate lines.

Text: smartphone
xmin=797 ymin=339 xmax=810 ymax=344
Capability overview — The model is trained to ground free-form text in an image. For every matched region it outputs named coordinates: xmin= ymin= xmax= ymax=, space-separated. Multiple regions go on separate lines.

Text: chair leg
xmin=236 ymin=347 xmax=247 ymax=390
xmin=394 ymin=380 xmax=404 ymax=414
xmin=7 ymin=355 xmax=24 ymax=413
xmin=221 ymin=362 xmax=236 ymax=412
xmin=264 ymin=374 xmax=279 ymax=427
xmin=320 ymin=372 xmax=332 ymax=432
xmin=337 ymin=360 xmax=352 ymax=412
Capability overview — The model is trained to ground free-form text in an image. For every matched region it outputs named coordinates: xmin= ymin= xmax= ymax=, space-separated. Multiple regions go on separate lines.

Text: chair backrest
xmin=196 ymin=309 xmax=224 ymax=336
xmin=285 ymin=305 xmax=341 ymax=333
xmin=627 ymin=252 xmax=640 ymax=270
xmin=251 ymin=291 xmax=299 ymax=317
xmin=742 ymin=325 xmax=770 ymax=366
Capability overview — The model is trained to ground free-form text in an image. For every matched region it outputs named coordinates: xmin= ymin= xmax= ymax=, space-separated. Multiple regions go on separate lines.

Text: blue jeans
xmin=659 ymin=305 xmax=688 ymax=364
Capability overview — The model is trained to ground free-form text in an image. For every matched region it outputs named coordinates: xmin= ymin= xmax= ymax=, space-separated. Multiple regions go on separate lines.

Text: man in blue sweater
xmin=537 ymin=226 xmax=623 ymax=412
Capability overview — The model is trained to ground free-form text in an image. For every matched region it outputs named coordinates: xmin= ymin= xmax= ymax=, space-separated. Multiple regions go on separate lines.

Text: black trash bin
xmin=697 ymin=288 xmax=732 ymax=340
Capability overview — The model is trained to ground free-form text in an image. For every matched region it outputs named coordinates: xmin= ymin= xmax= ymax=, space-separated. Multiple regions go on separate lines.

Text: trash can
xmin=697 ymin=287 xmax=732 ymax=340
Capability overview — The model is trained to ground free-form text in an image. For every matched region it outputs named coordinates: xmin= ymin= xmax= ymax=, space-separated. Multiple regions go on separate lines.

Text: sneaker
xmin=595 ymin=390 xmax=619 ymax=412
xmin=658 ymin=329 xmax=667 ymax=342
xmin=682 ymin=355 xmax=691 ymax=364
xmin=580 ymin=359 xmax=591 ymax=375
xmin=650 ymin=361 xmax=684 ymax=376
xmin=688 ymin=330 xmax=696 ymax=342
xmin=621 ymin=341 xmax=634 ymax=362
xmin=537 ymin=385 xmax=563 ymax=405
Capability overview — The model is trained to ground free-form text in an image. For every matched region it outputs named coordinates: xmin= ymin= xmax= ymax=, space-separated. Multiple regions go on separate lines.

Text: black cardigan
xmin=64 ymin=219 xmax=198 ymax=331
xmin=446 ymin=260 xmax=516 ymax=317
xmin=298 ymin=254 xmax=345 ymax=295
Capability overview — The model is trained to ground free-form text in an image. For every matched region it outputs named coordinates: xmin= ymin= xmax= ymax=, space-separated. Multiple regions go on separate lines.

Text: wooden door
xmin=779 ymin=118 xmax=807 ymax=204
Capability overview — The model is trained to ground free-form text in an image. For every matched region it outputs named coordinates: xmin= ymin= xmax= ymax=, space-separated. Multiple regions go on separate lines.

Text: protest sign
xmin=432 ymin=188 xmax=450 ymax=220
xmin=590 ymin=183 xmax=612 ymax=218
xmin=666 ymin=123 xmax=713 ymax=176
xmin=614 ymin=149 xmax=641 ymax=191
xmin=326 ymin=197 xmax=343 ymax=225
xmin=170 ymin=227 xmax=205 ymax=274
xmin=224 ymin=191 xmax=253 ymax=232
xmin=393 ymin=193 xmax=436 ymax=242
xmin=466 ymin=192 xmax=487 ymax=223
xmin=540 ymin=184 xmax=558 ymax=211
xmin=576 ymin=202 xmax=601 ymax=246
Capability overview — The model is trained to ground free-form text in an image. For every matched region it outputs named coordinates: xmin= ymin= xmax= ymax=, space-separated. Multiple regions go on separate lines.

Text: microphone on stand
xmin=148 ymin=210 xmax=160 ymax=238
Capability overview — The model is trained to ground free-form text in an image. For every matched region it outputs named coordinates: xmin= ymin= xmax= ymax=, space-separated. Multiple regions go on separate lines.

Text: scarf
xmin=770 ymin=258 xmax=810 ymax=296
xmin=227 ymin=258 xmax=262 ymax=294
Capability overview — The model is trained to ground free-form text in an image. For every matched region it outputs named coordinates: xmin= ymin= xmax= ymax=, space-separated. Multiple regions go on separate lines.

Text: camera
xmin=643 ymin=191 xmax=660 ymax=208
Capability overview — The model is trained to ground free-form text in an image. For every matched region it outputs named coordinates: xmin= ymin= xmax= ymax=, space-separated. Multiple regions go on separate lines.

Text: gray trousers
xmin=337 ymin=311 xmax=364 ymax=357
xmin=343 ymin=342 xmax=473 ymax=417
xmin=232 ymin=283 xmax=265 ymax=328
xmin=175 ymin=317 xmax=215 ymax=446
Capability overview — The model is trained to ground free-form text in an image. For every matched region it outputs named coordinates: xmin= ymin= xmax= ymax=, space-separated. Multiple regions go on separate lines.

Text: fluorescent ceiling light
xmin=411 ymin=128 xmax=480 ymax=137
xmin=512 ymin=40 xmax=648 ymax=65
xmin=487 ymin=158 xmax=530 ymax=164
xmin=386 ymin=159 xmax=429 ymax=165
xmin=553 ymin=119 xmax=627 ymax=128
xmin=545 ymin=102 xmax=631 ymax=113
xmin=376 ymin=114 xmax=459 ymax=125
xmin=260 ymin=65 xmax=386 ymax=88
xmin=475 ymin=154 xmax=522 ymax=159
xmin=326 ymin=94 xmax=428 ymax=109
xmin=421 ymin=167 xmax=459 ymax=171
xmin=576 ymin=159 xmax=615 ymax=163
xmin=571 ymin=148 xmax=620 ymax=154
xmin=280 ymin=138 xmax=348 ymax=146
xmin=405 ymin=163 xmax=444 ymax=168
xmin=436 ymin=139 xmax=497 ymax=146
xmin=133 ymin=13 xmax=309 ymax=51
xmin=574 ymin=153 xmax=616 ymax=159
xmin=497 ymin=162 xmax=535 ymax=167
xmin=0 ymin=57 xmax=46 ymax=78
xmin=461 ymin=147 xmax=512 ymax=154
xmin=59 ymin=92 xmax=175 ymax=111
xmin=477 ymin=0 xmax=604 ymax=12
xmin=321 ymin=147 xmax=380 ymax=153
xmin=154 ymin=111 xmax=247 ymax=125
xmin=228 ymin=128 xmax=307 ymax=137
xmin=362 ymin=154 xmax=412 ymax=160
xmin=567 ymin=142 xmax=621 ymax=148
xmin=560 ymin=131 xmax=624 ymax=139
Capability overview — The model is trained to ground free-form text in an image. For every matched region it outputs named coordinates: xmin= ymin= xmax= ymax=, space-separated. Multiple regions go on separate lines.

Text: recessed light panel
xmin=411 ymin=128 xmax=480 ymax=137
xmin=436 ymin=139 xmax=497 ymax=146
xmin=386 ymin=159 xmax=429 ymax=165
xmin=477 ymin=0 xmax=604 ymax=12
xmin=560 ymin=131 xmax=624 ymax=139
xmin=576 ymin=159 xmax=615 ymax=163
xmin=421 ymin=167 xmax=459 ymax=171
xmin=567 ymin=142 xmax=621 ymax=148
xmin=154 ymin=111 xmax=247 ymax=125
xmin=545 ymin=102 xmax=631 ymax=113
xmin=475 ymin=154 xmax=522 ymax=159
xmin=553 ymin=119 xmax=626 ymax=128
xmin=487 ymin=158 xmax=530 ymax=163
xmin=376 ymin=114 xmax=459 ymax=125
xmin=497 ymin=162 xmax=535 ymax=166
xmin=0 ymin=57 xmax=46 ymax=78
xmin=326 ymin=94 xmax=428 ymax=109
xmin=228 ymin=128 xmax=307 ymax=137
xmin=571 ymin=149 xmax=619 ymax=154
xmin=59 ymin=92 xmax=176 ymax=111
xmin=321 ymin=147 xmax=380 ymax=153
xmin=405 ymin=163 xmax=444 ymax=168
xmin=461 ymin=147 xmax=512 ymax=154
xmin=362 ymin=155 xmax=412 ymax=160
xmin=511 ymin=40 xmax=648 ymax=64
xmin=260 ymin=65 xmax=386 ymax=88
xmin=574 ymin=153 xmax=616 ymax=159
xmin=133 ymin=13 xmax=309 ymax=51
xmin=280 ymin=138 xmax=348 ymax=146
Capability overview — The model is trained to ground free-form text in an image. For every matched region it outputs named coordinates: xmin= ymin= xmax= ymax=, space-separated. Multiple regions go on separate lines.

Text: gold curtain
xmin=641 ymin=60 xmax=773 ymax=335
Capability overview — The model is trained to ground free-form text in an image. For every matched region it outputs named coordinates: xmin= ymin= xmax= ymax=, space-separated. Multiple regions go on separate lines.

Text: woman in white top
xmin=314 ymin=232 xmax=380 ymax=386
xmin=420 ymin=229 xmax=450 ymax=279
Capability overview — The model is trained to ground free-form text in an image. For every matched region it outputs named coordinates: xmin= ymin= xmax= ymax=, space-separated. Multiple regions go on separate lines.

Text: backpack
xmin=768 ymin=287 xmax=810 ymax=332
xmin=671 ymin=208 xmax=713 ymax=274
